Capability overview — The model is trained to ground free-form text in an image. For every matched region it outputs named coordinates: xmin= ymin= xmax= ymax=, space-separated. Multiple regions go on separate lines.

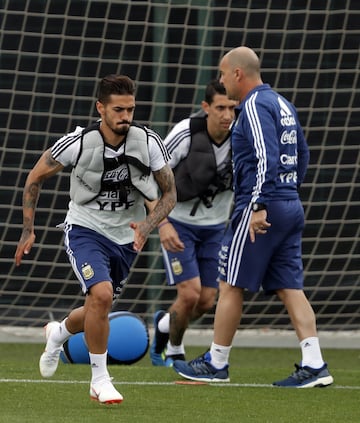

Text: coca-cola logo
xmin=280 ymin=130 xmax=297 ymax=144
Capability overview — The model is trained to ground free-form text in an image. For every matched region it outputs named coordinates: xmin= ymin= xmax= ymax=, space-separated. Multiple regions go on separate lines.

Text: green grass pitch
xmin=0 ymin=343 xmax=359 ymax=423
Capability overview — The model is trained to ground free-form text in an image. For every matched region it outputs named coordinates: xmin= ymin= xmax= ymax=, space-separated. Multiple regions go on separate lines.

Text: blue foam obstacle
xmin=60 ymin=311 xmax=149 ymax=365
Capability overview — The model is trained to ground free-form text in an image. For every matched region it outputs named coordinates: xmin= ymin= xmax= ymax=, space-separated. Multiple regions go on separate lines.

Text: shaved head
xmin=219 ymin=46 xmax=263 ymax=102
xmin=225 ymin=46 xmax=260 ymax=78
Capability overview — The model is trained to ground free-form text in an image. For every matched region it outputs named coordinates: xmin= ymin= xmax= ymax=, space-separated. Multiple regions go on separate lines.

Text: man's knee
xmin=88 ymin=281 xmax=114 ymax=311
xmin=196 ymin=287 xmax=217 ymax=313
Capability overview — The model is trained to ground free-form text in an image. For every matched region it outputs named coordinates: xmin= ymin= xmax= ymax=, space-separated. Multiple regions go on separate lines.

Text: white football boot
xmin=39 ymin=321 xmax=63 ymax=378
xmin=90 ymin=378 xmax=123 ymax=404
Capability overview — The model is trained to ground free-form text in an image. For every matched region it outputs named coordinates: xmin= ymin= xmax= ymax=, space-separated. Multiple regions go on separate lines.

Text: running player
xmin=15 ymin=75 xmax=176 ymax=403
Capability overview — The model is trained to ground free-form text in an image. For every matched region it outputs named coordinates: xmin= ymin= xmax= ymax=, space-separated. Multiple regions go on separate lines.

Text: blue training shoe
xmin=173 ymin=352 xmax=230 ymax=382
xmin=272 ymin=363 xmax=334 ymax=388
xmin=150 ymin=310 xmax=169 ymax=366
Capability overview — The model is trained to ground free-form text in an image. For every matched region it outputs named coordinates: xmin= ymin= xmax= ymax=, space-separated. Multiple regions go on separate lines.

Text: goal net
xmin=0 ymin=0 xmax=359 ymax=333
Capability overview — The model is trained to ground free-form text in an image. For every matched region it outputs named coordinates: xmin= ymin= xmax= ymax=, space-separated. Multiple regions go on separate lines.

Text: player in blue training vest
xmin=173 ymin=46 xmax=334 ymax=388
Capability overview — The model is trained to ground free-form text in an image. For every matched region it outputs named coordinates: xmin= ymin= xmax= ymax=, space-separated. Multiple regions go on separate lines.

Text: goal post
xmin=0 ymin=0 xmax=359 ymax=333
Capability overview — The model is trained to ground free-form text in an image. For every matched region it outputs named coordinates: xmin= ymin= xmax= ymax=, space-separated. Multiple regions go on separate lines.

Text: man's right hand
xmin=158 ymin=222 xmax=185 ymax=252
xmin=15 ymin=229 xmax=36 ymax=266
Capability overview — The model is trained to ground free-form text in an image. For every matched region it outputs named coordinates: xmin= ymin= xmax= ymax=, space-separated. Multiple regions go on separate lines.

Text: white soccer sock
xmin=300 ymin=337 xmax=324 ymax=369
xmin=166 ymin=342 xmax=185 ymax=356
xmin=46 ymin=318 xmax=72 ymax=351
xmin=157 ymin=312 xmax=170 ymax=333
xmin=59 ymin=319 xmax=72 ymax=341
xmin=89 ymin=351 xmax=110 ymax=383
xmin=209 ymin=342 xmax=231 ymax=369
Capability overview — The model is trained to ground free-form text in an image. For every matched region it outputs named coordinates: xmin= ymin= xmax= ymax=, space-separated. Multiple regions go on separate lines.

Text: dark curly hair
xmin=97 ymin=75 xmax=136 ymax=104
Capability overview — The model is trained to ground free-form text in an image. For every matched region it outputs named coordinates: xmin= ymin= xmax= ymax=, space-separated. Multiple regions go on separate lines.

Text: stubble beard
xmin=111 ymin=125 xmax=129 ymax=136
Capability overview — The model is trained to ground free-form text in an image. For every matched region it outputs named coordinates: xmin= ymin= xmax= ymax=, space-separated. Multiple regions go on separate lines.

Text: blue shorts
xmin=218 ymin=199 xmax=305 ymax=294
xmin=162 ymin=218 xmax=226 ymax=288
xmin=63 ymin=224 xmax=137 ymax=296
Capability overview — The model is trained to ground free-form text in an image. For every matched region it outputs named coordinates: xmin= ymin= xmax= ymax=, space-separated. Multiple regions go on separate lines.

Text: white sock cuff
xmin=89 ymin=351 xmax=109 ymax=383
xmin=60 ymin=318 xmax=72 ymax=338
xmin=166 ymin=342 xmax=185 ymax=356
xmin=300 ymin=336 xmax=319 ymax=348
xmin=89 ymin=351 xmax=108 ymax=362
xmin=210 ymin=342 xmax=231 ymax=368
xmin=300 ymin=337 xmax=324 ymax=369
xmin=157 ymin=312 xmax=170 ymax=333
xmin=48 ymin=319 xmax=71 ymax=347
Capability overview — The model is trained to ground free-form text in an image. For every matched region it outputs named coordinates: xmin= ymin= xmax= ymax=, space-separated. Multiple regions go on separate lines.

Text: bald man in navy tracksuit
xmin=173 ymin=46 xmax=334 ymax=388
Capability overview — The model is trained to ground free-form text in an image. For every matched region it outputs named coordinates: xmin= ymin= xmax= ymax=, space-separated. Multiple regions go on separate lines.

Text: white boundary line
xmin=1 ymin=378 xmax=359 ymax=390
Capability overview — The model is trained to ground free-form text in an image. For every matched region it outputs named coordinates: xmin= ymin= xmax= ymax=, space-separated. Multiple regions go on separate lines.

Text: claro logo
xmin=280 ymin=154 xmax=298 ymax=165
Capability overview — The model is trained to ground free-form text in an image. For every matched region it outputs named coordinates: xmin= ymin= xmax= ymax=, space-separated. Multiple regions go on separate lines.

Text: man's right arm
xmin=15 ymin=148 xmax=64 ymax=266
